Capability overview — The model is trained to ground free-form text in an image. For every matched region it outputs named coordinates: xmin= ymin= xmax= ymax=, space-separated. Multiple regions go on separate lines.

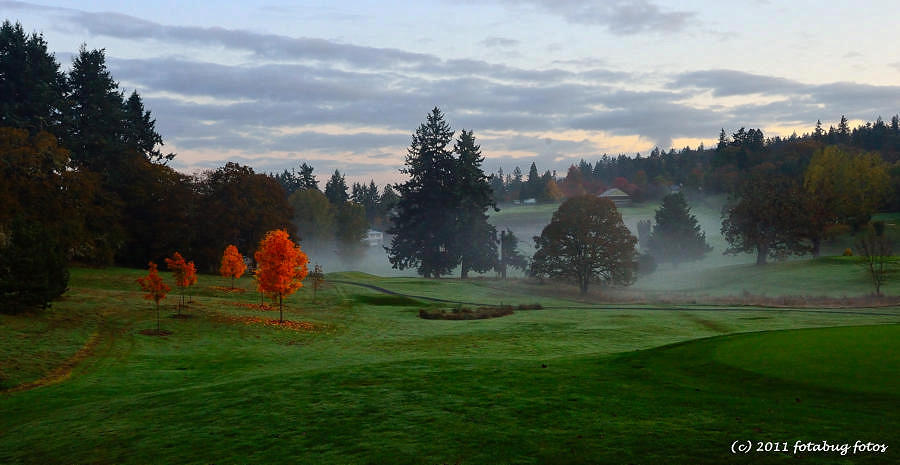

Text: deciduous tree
xmin=310 ymin=263 xmax=324 ymax=303
xmin=722 ymin=167 xmax=810 ymax=265
xmin=137 ymin=261 xmax=170 ymax=334
xmin=335 ymin=202 xmax=368 ymax=263
xmin=164 ymin=252 xmax=195 ymax=313
xmin=289 ymin=188 xmax=335 ymax=248
xmin=531 ymin=196 xmax=637 ymax=294
xmin=855 ymin=226 xmax=894 ymax=296
xmin=254 ymin=230 xmax=309 ymax=322
xmin=219 ymin=244 xmax=246 ymax=289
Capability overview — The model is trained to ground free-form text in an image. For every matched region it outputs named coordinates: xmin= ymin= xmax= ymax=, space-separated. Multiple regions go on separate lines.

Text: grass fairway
xmin=1 ymin=268 xmax=898 ymax=464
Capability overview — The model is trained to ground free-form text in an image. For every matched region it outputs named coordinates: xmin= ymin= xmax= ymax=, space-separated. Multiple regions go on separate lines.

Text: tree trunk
xmin=156 ymin=300 xmax=160 ymax=334
xmin=231 ymin=276 xmax=235 ymax=290
xmin=279 ymin=294 xmax=284 ymax=323
xmin=756 ymin=244 xmax=768 ymax=265
xmin=811 ymin=237 xmax=821 ymax=258
xmin=579 ymin=276 xmax=589 ymax=294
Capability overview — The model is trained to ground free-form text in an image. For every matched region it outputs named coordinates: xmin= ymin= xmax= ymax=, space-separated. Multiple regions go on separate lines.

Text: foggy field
xmin=1 ymin=268 xmax=898 ymax=464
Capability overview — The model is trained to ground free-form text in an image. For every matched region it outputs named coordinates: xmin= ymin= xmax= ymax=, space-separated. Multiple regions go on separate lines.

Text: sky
xmin=4 ymin=0 xmax=900 ymax=186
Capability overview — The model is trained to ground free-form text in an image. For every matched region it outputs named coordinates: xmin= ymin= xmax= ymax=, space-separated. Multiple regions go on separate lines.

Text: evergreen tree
xmin=646 ymin=193 xmax=712 ymax=267
xmin=521 ymin=161 xmax=541 ymax=201
xmin=496 ymin=228 xmax=528 ymax=279
xmin=65 ymin=46 xmax=130 ymax=174
xmin=837 ymin=115 xmax=851 ymax=141
xmin=298 ymin=162 xmax=317 ymax=190
xmin=454 ymin=129 xmax=498 ymax=278
xmin=273 ymin=168 xmax=303 ymax=195
xmin=0 ymin=21 xmax=67 ymax=133
xmin=387 ymin=107 xmax=458 ymax=277
xmin=324 ymin=169 xmax=349 ymax=204
xmin=122 ymin=91 xmax=172 ymax=164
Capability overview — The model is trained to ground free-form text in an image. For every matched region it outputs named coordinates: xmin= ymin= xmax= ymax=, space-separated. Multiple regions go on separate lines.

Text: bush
xmin=843 ymin=248 xmax=853 ymax=257
xmin=0 ymin=218 xmax=69 ymax=313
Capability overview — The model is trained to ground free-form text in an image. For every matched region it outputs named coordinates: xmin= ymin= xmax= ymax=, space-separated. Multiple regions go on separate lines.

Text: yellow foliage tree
xmin=804 ymin=146 xmax=891 ymax=229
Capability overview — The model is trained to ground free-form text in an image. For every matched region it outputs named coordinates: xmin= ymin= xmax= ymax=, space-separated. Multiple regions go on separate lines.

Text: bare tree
xmin=855 ymin=229 xmax=893 ymax=296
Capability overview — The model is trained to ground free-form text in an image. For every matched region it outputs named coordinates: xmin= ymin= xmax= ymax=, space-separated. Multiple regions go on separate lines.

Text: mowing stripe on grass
xmin=332 ymin=280 xmax=900 ymax=317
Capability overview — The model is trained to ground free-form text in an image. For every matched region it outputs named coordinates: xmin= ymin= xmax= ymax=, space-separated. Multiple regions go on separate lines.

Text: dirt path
xmin=1 ymin=330 xmax=103 ymax=395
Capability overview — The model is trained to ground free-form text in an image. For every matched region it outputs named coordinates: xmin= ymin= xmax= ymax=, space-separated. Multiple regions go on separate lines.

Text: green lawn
xmin=1 ymin=267 xmax=898 ymax=464
xmin=634 ymin=256 xmax=900 ymax=297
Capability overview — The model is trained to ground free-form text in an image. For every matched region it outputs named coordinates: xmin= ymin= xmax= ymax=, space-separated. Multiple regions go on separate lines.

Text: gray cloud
xmin=479 ymin=36 xmax=520 ymax=48
xmin=6 ymin=0 xmax=898 ymax=180
xmin=671 ymin=69 xmax=804 ymax=97
xmin=670 ymin=69 xmax=900 ymax=123
xmin=492 ymin=0 xmax=695 ymax=34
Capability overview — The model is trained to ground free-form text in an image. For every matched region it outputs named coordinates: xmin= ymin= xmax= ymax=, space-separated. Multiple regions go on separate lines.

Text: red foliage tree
xmin=219 ymin=244 xmax=247 ymax=289
xmin=137 ymin=261 xmax=171 ymax=334
xmin=254 ymin=230 xmax=309 ymax=322
xmin=164 ymin=252 xmax=197 ymax=313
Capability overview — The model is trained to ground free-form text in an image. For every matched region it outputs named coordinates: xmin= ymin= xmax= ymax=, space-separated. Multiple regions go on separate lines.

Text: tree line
xmin=0 ymin=21 xmax=384 ymax=310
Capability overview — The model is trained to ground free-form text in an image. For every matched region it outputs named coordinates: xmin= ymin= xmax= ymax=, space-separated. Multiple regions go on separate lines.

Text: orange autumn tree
xmin=137 ymin=261 xmax=171 ymax=334
xmin=164 ymin=252 xmax=197 ymax=314
xmin=219 ymin=244 xmax=247 ymax=289
xmin=185 ymin=260 xmax=198 ymax=303
xmin=254 ymin=229 xmax=309 ymax=322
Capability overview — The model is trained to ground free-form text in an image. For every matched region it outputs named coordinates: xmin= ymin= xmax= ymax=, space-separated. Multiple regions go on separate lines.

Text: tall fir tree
xmin=521 ymin=161 xmax=541 ymax=200
xmin=496 ymin=228 xmax=528 ymax=279
xmin=387 ymin=107 xmax=459 ymax=277
xmin=0 ymin=21 xmax=68 ymax=133
xmin=298 ymin=162 xmax=318 ymax=190
xmin=324 ymin=169 xmax=349 ymax=204
xmin=454 ymin=129 xmax=497 ymax=278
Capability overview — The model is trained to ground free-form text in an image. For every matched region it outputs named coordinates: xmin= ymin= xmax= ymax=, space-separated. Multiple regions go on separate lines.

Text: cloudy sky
xmin=4 ymin=0 xmax=900 ymax=186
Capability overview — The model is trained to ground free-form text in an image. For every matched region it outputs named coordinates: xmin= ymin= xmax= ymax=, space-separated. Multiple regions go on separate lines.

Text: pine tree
xmin=387 ymin=107 xmax=458 ymax=277
xmin=122 ymin=91 xmax=171 ymax=164
xmin=521 ymin=162 xmax=541 ymax=201
xmin=324 ymin=169 xmax=348 ymax=204
xmin=496 ymin=229 xmax=527 ymax=279
xmin=298 ymin=162 xmax=317 ymax=190
xmin=0 ymin=21 xmax=68 ymax=133
xmin=454 ymin=129 xmax=497 ymax=278
xmin=646 ymin=193 xmax=712 ymax=267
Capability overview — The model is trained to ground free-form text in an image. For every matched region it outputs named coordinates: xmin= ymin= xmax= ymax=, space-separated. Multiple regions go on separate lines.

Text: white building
xmin=365 ymin=229 xmax=383 ymax=247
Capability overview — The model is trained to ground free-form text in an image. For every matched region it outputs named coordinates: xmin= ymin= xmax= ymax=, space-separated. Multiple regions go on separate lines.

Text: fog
xmin=311 ymin=194 xmax=765 ymax=286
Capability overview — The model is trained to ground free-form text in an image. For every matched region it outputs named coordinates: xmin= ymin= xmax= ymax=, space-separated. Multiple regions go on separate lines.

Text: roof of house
xmin=599 ymin=188 xmax=630 ymax=198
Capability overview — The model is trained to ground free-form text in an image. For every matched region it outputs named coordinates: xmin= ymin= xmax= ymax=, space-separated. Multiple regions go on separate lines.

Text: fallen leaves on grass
xmin=220 ymin=315 xmax=317 ymax=331
xmin=223 ymin=301 xmax=275 ymax=311
xmin=210 ymin=286 xmax=246 ymax=294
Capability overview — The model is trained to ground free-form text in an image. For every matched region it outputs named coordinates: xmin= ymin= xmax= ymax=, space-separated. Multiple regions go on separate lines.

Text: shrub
xmin=0 ymin=218 xmax=69 ymax=313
